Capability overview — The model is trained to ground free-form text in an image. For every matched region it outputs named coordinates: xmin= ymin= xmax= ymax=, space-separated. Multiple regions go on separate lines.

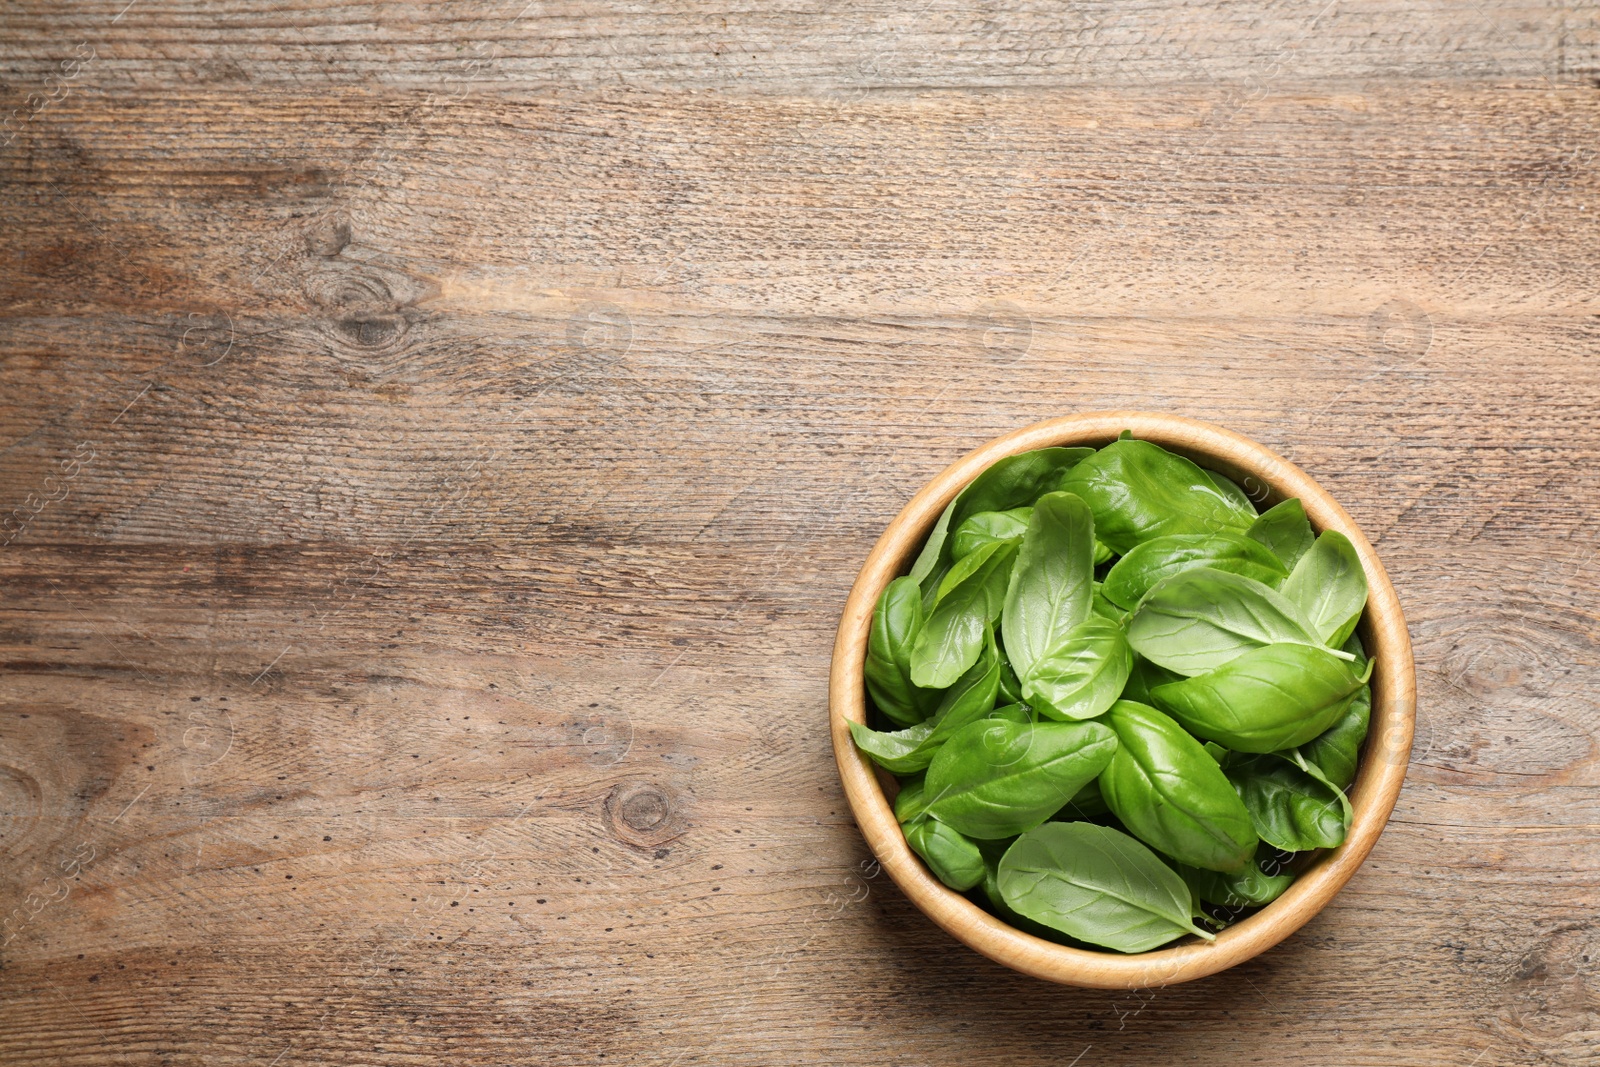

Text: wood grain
xmin=2 ymin=1 xmax=1599 ymax=1063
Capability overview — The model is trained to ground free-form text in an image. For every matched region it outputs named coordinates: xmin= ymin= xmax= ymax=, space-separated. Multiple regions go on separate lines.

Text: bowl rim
xmin=828 ymin=411 xmax=1415 ymax=988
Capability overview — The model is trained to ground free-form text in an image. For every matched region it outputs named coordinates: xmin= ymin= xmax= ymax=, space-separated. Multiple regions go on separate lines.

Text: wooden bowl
xmin=829 ymin=411 xmax=1415 ymax=988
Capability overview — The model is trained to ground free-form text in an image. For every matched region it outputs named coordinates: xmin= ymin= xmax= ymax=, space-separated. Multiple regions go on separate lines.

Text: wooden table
xmin=2 ymin=4 xmax=1597 ymax=1064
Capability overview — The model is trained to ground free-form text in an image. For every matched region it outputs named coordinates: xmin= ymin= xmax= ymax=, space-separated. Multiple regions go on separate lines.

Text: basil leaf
xmin=865 ymin=576 xmax=940 ymax=727
xmin=951 ymin=507 xmax=1033 ymax=560
xmin=910 ymin=447 xmax=1096 ymax=598
xmin=923 ymin=719 xmax=1118 ymax=839
xmin=1286 ymin=748 xmax=1354 ymax=832
xmin=1126 ymin=567 xmax=1335 ymax=676
xmin=1090 ymin=582 xmax=1126 ymax=622
xmin=849 ymin=642 xmax=1002 ymax=774
xmin=1056 ymin=438 xmax=1256 ymax=554
xmin=1203 ymin=469 xmax=1257 ymax=516
xmin=893 ymin=775 xmax=928 ymax=823
xmin=1342 ymin=628 xmax=1368 ymax=667
xmin=996 ymin=644 xmax=1025 ymax=705
xmin=1001 ymin=491 xmax=1095 ymax=682
xmin=1246 ymin=498 xmax=1315 ymax=571
xmin=998 ymin=822 xmax=1216 ymax=952
xmin=1101 ymin=532 xmax=1289 ymax=610
xmin=985 ymin=701 xmax=1034 ymax=725
xmin=1122 ymin=653 xmax=1183 ymax=705
xmin=1059 ymin=775 xmax=1110 ymax=818
xmin=910 ymin=539 xmax=1017 ymax=689
xmin=1281 ymin=530 xmax=1369 ymax=647
xmin=1150 ymin=642 xmax=1371 ymax=753
xmin=1022 ymin=616 xmax=1132 ymax=721
xmin=1226 ymin=752 xmax=1349 ymax=852
xmin=1099 ymin=700 xmax=1258 ymax=874
xmin=1292 ymin=681 xmax=1370 ymax=791
xmin=978 ymin=840 xmax=1094 ymax=945
xmin=1174 ymin=847 xmax=1295 ymax=908
xmin=904 ymin=818 xmax=986 ymax=891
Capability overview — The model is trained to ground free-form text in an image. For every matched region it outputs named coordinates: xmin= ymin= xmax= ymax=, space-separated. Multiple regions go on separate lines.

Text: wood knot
xmin=330 ymin=313 xmax=409 ymax=350
xmin=0 ymin=762 xmax=43 ymax=847
xmin=603 ymin=779 xmax=687 ymax=851
xmin=303 ymin=266 xmax=416 ymax=355
xmin=304 ymin=216 xmax=352 ymax=257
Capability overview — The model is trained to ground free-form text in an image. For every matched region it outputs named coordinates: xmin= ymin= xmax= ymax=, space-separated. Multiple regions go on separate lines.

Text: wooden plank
xmin=0 ymin=1 xmax=1595 ymax=94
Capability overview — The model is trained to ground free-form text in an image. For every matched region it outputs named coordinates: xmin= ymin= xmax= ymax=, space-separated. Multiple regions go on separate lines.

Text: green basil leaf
xmin=1150 ymin=642 xmax=1369 ymax=753
xmin=1293 ymin=681 xmax=1370 ymax=791
xmin=986 ymin=701 xmax=1034 ymax=725
xmin=910 ymin=447 xmax=1096 ymax=598
xmin=893 ymin=776 xmax=928 ymax=823
xmin=1126 ymin=567 xmax=1336 ymax=676
xmin=1056 ymin=438 xmax=1256 ymax=554
xmin=904 ymin=818 xmax=986 ymax=891
xmin=910 ymin=539 xmax=1017 ymax=689
xmin=1286 ymin=748 xmax=1354 ymax=833
xmin=933 ymin=535 xmax=1012 ymax=607
xmin=1203 ymin=469 xmax=1257 ymax=516
xmin=923 ymin=719 xmax=1118 ymax=839
xmin=1174 ymin=847 xmax=1295 ymax=907
xmin=1001 ymin=491 xmax=1095 ymax=682
xmin=1022 ymin=616 xmax=1132 ymax=721
xmin=1226 ymin=753 xmax=1349 ymax=852
xmin=1099 ymin=700 xmax=1258 ymax=874
xmin=996 ymin=639 xmax=1025 ymax=705
xmin=979 ymin=841 xmax=1093 ymax=945
xmin=1093 ymin=539 xmax=1114 ymax=565
xmin=850 ymin=643 xmax=1002 ymax=774
xmin=998 ymin=822 xmax=1216 ymax=952
xmin=1281 ymin=530 xmax=1369 ymax=647
xmin=865 ymin=576 xmax=940 ymax=727
xmin=1121 ymin=654 xmax=1184 ymax=705
xmin=1102 ymin=532 xmax=1289 ymax=610
xmin=1058 ymin=775 xmax=1110 ymax=819
xmin=1246 ymin=498 xmax=1315 ymax=571
xmin=1090 ymin=582 xmax=1126 ymax=622
xmin=951 ymin=507 xmax=1033 ymax=560
xmin=1342 ymin=628 xmax=1369 ymax=671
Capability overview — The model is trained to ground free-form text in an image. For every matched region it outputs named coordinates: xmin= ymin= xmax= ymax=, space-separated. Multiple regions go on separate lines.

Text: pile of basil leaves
xmin=853 ymin=434 xmax=1372 ymax=953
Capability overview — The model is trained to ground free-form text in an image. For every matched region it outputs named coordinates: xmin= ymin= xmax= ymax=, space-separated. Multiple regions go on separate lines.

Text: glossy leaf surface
xmin=850 ymin=645 xmax=1001 ymax=774
xmin=1102 ymin=532 xmax=1289 ymax=610
xmin=1022 ymin=616 xmax=1132 ymax=721
xmin=923 ymin=719 xmax=1118 ymax=839
xmin=1099 ymin=700 xmax=1258 ymax=874
xmin=1226 ymin=753 xmax=1350 ymax=851
xmin=865 ymin=576 xmax=939 ymax=727
xmin=1246 ymin=498 xmax=1315 ymax=571
xmin=1126 ymin=567 xmax=1327 ymax=676
xmin=1056 ymin=438 xmax=1256 ymax=554
xmin=1281 ymin=530 xmax=1369 ymax=647
xmin=905 ymin=818 xmax=986 ymax=891
xmin=1150 ymin=642 xmax=1369 ymax=753
xmin=910 ymin=539 xmax=1016 ymax=689
xmin=1001 ymin=491 xmax=1095 ymax=682
xmin=998 ymin=822 xmax=1215 ymax=952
